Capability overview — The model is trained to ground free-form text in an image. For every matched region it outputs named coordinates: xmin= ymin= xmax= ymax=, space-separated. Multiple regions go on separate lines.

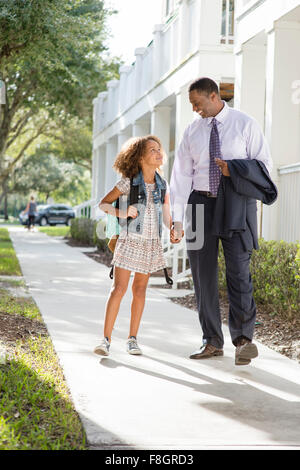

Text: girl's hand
xmin=126 ymin=205 xmax=138 ymax=219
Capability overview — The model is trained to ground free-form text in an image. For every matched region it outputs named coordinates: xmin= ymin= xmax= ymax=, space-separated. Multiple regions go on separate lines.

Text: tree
xmin=47 ymin=118 xmax=93 ymax=172
xmin=0 ymin=0 xmax=120 ymax=202
xmin=12 ymin=145 xmax=66 ymax=200
xmin=10 ymin=144 xmax=91 ymax=206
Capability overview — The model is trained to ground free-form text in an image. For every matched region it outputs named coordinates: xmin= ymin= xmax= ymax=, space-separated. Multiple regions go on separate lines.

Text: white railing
xmin=162 ymin=229 xmax=191 ymax=289
xmin=278 ymin=162 xmax=300 ymax=243
xmin=73 ymin=199 xmax=95 ymax=219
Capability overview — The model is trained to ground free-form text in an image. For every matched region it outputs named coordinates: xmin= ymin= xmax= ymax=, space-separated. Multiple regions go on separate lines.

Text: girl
xmin=94 ymin=135 xmax=172 ymax=356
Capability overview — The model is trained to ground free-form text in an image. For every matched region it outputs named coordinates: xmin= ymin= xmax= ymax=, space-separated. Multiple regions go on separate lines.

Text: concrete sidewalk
xmin=7 ymin=226 xmax=300 ymax=449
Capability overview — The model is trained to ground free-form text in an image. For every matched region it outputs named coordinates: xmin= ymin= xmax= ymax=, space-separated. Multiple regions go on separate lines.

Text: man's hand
xmin=170 ymin=221 xmax=184 ymax=244
xmin=215 ymin=159 xmax=230 ymax=177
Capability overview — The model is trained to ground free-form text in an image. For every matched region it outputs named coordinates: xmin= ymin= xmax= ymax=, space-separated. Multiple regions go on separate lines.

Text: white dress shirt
xmin=170 ymin=101 xmax=273 ymax=222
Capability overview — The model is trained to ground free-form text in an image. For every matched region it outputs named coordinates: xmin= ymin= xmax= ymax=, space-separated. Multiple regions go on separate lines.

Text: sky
xmin=105 ymin=0 xmax=162 ymax=65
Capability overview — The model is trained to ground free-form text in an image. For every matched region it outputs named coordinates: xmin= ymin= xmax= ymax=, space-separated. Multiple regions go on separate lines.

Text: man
xmin=170 ymin=77 xmax=273 ymax=366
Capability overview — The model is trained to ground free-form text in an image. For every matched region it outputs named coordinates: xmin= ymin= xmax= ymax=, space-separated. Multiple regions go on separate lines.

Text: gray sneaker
xmin=94 ymin=337 xmax=110 ymax=356
xmin=126 ymin=336 xmax=142 ymax=355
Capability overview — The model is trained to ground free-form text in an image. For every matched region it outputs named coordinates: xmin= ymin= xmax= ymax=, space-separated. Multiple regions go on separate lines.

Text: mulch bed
xmin=0 ymin=313 xmax=48 ymax=344
xmin=171 ymin=292 xmax=300 ymax=363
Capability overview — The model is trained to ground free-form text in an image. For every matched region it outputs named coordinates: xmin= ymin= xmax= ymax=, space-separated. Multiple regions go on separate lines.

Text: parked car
xmin=19 ymin=204 xmax=75 ymax=226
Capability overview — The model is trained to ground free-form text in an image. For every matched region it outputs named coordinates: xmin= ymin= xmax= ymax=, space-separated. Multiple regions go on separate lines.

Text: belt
xmin=193 ymin=190 xmax=217 ymax=199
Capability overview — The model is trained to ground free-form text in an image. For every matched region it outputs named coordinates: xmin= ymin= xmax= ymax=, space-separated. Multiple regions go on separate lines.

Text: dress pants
xmin=186 ymin=191 xmax=257 ymax=349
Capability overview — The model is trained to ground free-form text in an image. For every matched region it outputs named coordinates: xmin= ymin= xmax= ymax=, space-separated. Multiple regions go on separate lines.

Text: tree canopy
xmin=0 ymin=0 xmax=120 ymax=205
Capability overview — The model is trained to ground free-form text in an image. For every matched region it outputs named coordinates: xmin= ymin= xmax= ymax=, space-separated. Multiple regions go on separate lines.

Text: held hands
xmin=170 ymin=222 xmax=184 ymax=244
xmin=215 ymin=159 xmax=230 ymax=177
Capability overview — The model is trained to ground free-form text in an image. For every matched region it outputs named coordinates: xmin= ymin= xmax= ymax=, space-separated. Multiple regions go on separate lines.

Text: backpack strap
xmin=129 ymin=177 xmax=139 ymax=205
xmin=109 ymin=266 xmax=114 ymax=279
xmin=164 ymin=268 xmax=173 ymax=285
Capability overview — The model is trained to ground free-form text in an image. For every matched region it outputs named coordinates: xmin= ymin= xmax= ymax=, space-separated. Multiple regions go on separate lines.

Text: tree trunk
xmin=4 ymin=192 xmax=8 ymax=220
xmin=0 ymin=180 xmax=9 ymax=218
xmin=0 ymin=191 xmax=4 ymax=207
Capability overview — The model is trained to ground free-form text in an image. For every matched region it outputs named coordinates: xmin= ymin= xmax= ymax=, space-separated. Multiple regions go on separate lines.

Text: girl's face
xmin=141 ymin=139 xmax=163 ymax=168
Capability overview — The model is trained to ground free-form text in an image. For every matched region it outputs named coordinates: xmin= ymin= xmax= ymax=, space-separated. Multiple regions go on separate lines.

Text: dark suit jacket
xmin=212 ymin=159 xmax=278 ymax=251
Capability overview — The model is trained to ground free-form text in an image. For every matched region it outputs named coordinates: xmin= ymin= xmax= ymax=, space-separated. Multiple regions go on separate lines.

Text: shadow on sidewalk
xmin=98 ymin=355 xmax=300 ymax=445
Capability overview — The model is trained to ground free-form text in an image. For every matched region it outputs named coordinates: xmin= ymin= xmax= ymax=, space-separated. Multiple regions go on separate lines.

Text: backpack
xmin=107 ymin=178 xmax=173 ymax=285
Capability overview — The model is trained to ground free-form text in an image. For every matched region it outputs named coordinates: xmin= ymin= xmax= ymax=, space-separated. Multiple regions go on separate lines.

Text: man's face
xmin=189 ymin=90 xmax=218 ymax=118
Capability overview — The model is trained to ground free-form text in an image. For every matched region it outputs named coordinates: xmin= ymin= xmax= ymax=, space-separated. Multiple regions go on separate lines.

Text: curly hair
xmin=113 ymin=135 xmax=163 ymax=178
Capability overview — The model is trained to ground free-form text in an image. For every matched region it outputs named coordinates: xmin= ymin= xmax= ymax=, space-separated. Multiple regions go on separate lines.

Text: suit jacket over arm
xmin=212 ymin=159 xmax=278 ymax=251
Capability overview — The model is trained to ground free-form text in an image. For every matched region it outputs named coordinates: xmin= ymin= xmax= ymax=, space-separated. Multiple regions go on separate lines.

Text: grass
xmin=0 ymin=228 xmax=22 ymax=276
xmin=0 ymin=289 xmax=41 ymax=321
xmin=39 ymin=226 xmax=70 ymax=237
xmin=0 ymin=218 xmax=21 ymax=226
xmin=0 ymin=337 xmax=88 ymax=450
xmin=0 ymin=229 xmax=88 ymax=450
xmin=0 ymin=278 xmax=25 ymax=288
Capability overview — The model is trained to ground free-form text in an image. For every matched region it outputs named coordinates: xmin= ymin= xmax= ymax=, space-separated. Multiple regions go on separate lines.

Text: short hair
xmin=189 ymin=77 xmax=219 ymax=96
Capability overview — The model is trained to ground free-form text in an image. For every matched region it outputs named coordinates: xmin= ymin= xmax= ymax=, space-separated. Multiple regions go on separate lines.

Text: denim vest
xmin=122 ymin=170 xmax=166 ymax=238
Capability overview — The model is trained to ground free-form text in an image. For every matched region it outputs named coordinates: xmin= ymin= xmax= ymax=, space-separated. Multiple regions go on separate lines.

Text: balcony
xmin=93 ymin=0 xmax=235 ymax=137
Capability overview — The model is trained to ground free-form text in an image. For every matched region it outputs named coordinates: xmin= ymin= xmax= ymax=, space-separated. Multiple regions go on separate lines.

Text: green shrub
xmin=218 ymin=239 xmax=300 ymax=320
xmin=70 ymin=217 xmax=109 ymax=252
xmin=251 ymin=239 xmax=300 ymax=319
xmin=70 ymin=218 xmax=96 ymax=246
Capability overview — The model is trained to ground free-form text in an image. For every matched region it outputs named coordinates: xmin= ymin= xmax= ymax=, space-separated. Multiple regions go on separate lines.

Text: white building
xmin=87 ymin=0 xmax=235 ymax=220
xmin=79 ymin=0 xmax=300 ymax=249
xmin=235 ymin=0 xmax=300 ymax=243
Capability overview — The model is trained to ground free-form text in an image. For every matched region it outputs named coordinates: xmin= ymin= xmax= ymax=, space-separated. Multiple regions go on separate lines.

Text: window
xmin=229 ymin=0 xmax=234 ymax=37
xmin=166 ymin=0 xmax=171 ymax=16
xmin=165 ymin=0 xmax=176 ymax=17
xmin=221 ymin=0 xmax=235 ymax=44
xmin=221 ymin=0 xmax=226 ymax=37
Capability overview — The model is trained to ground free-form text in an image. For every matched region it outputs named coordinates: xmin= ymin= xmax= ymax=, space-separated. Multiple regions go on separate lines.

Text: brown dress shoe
xmin=235 ymin=338 xmax=258 ymax=366
xmin=189 ymin=343 xmax=224 ymax=360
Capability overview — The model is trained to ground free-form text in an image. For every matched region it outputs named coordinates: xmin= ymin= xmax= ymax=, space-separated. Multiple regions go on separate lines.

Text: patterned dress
xmin=112 ymin=177 xmax=167 ymax=274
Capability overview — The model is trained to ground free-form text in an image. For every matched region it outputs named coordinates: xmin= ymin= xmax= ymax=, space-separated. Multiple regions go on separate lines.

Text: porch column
xmin=235 ymin=41 xmax=267 ymax=129
xmin=152 ymin=24 xmax=164 ymax=84
xmin=105 ymin=138 xmax=118 ymax=193
xmin=134 ymin=48 xmax=147 ymax=101
xmin=132 ymin=120 xmax=150 ymax=137
xmin=96 ymin=145 xmax=106 ymax=203
xmin=119 ymin=66 xmax=132 ymax=114
xmin=175 ymin=84 xmax=194 ymax=152
xmin=117 ymin=130 xmax=131 ymax=153
xmin=263 ymin=20 xmax=300 ymax=240
xmin=107 ymin=80 xmax=119 ymax=124
xmin=151 ymin=106 xmax=171 ymax=180
xmin=178 ymin=0 xmax=189 ymax=61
